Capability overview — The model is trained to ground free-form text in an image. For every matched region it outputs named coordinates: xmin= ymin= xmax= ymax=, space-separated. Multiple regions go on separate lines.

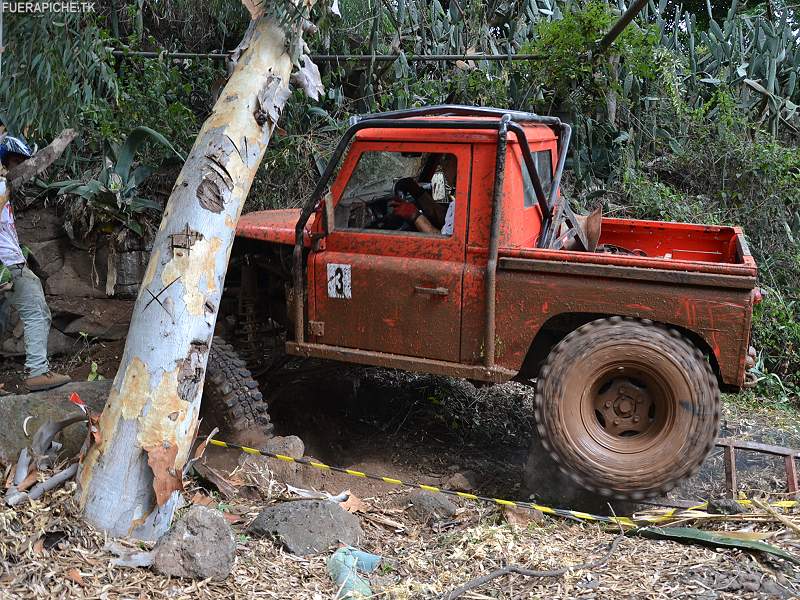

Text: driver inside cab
xmin=389 ymin=153 xmax=456 ymax=235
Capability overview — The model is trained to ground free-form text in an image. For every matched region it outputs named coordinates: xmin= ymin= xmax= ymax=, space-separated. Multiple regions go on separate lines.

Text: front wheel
xmin=534 ymin=317 xmax=720 ymax=500
xmin=201 ymin=337 xmax=274 ymax=442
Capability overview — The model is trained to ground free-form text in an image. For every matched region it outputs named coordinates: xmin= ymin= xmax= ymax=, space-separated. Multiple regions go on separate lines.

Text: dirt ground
xmin=2 ymin=343 xmax=800 ymax=598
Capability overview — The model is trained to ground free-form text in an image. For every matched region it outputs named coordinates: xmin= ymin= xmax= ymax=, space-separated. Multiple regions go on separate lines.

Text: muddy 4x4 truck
xmin=204 ymin=106 xmax=760 ymax=501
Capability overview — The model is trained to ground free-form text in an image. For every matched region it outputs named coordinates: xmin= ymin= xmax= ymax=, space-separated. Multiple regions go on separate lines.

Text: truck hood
xmin=236 ymin=209 xmax=316 ymax=246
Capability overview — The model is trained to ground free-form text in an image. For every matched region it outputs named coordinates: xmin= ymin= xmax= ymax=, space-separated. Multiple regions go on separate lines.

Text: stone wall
xmin=1 ymin=205 xmax=143 ymax=358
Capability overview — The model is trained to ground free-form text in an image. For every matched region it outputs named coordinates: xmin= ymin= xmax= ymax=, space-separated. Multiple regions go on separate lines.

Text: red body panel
xmin=237 ymin=209 xmax=315 ymax=246
xmin=236 ymin=122 xmax=756 ymax=388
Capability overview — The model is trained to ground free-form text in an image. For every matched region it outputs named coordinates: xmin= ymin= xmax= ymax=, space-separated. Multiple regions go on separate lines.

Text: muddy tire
xmin=202 ymin=336 xmax=274 ymax=439
xmin=534 ymin=317 xmax=720 ymax=500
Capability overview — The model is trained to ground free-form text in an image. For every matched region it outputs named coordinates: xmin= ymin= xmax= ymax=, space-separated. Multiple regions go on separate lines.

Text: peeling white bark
xmin=77 ymin=17 xmax=297 ymax=540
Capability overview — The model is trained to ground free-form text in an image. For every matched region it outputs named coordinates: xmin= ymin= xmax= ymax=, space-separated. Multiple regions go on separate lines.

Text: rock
xmin=238 ymin=435 xmax=305 ymax=484
xmin=707 ymin=498 xmax=745 ymax=515
xmin=0 ymin=326 xmax=76 ymax=357
xmin=760 ymin=579 xmax=789 ymax=598
xmin=265 ymin=435 xmax=305 ymax=458
xmin=396 ymin=490 xmax=457 ymax=522
xmin=63 ymin=315 xmax=129 ymax=341
xmin=0 ymin=380 xmax=111 ymax=466
xmin=44 ymin=248 xmax=107 ymax=299
xmin=47 ymin=327 xmax=78 ymax=355
xmin=248 ymin=499 xmax=362 ymax=556
xmin=15 ymin=208 xmax=65 ymax=243
xmin=27 ymin=238 xmax=67 ymax=279
xmin=153 ymin=506 xmax=236 ymax=580
xmin=522 ymin=432 xmax=639 ymax=516
xmin=444 ymin=470 xmax=478 ymax=492
xmin=740 ymin=573 xmax=761 ymax=592
xmin=113 ymin=250 xmax=150 ymax=298
xmin=503 ymin=504 xmax=545 ymax=528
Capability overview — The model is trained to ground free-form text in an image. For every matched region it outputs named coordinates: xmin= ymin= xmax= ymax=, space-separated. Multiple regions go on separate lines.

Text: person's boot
xmin=25 ymin=371 xmax=71 ymax=391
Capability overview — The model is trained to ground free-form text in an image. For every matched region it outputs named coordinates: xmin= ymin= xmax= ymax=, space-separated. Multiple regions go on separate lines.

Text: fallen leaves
xmin=340 ymin=493 xmax=368 ymax=514
xmin=65 ymin=567 xmax=85 ymax=586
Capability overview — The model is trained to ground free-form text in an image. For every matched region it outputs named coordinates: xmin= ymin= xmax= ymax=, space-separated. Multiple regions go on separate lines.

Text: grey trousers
xmin=1 ymin=266 xmax=51 ymax=376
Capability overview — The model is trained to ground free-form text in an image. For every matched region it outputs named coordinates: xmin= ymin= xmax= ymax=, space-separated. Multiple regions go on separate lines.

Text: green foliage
xmin=752 ymin=292 xmax=800 ymax=399
xmin=43 ymin=127 xmax=184 ymax=241
xmin=83 ymin=55 xmax=222 ymax=156
xmin=0 ymin=13 xmax=118 ymax=140
xmin=525 ymin=1 xmax=658 ymax=106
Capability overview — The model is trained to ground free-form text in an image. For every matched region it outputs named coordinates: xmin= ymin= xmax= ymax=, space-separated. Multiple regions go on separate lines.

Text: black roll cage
xmin=291 ymin=105 xmax=574 ymax=368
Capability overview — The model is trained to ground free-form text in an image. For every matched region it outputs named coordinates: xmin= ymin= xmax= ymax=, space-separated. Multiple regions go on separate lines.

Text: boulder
xmin=396 ymin=490 xmax=457 ymax=522
xmin=444 ymin=470 xmax=478 ymax=492
xmin=44 ymin=248 xmax=107 ymax=299
xmin=248 ymin=499 xmax=362 ymax=556
xmin=153 ymin=506 xmax=236 ymax=580
xmin=63 ymin=315 xmax=129 ymax=341
xmin=238 ymin=435 xmax=305 ymax=484
xmin=0 ymin=380 xmax=111 ymax=467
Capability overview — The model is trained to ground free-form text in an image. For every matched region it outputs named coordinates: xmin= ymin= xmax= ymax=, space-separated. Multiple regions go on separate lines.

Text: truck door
xmin=309 ymin=142 xmax=470 ymax=362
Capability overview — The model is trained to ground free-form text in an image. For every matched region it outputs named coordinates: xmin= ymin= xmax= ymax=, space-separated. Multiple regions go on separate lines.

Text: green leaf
xmin=745 ymin=78 xmax=773 ymax=97
xmin=114 ymin=126 xmax=185 ymax=180
xmin=125 ymin=220 xmax=144 ymax=236
xmin=633 ymin=527 xmax=799 ymax=563
xmin=128 ymin=165 xmax=155 ymax=189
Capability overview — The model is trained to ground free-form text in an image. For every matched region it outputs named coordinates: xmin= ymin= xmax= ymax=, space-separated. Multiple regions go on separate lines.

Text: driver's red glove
xmin=390 ymin=199 xmax=419 ymax=221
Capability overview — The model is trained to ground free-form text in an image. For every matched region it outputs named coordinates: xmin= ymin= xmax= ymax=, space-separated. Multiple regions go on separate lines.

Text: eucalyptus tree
xmin=76 ymin=0 xmax=328 ymax=540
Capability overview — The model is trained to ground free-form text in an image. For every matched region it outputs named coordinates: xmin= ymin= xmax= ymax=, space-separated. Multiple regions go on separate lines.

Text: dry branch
xmin=6 ymin=129 xmax=77 ymax=188
xmin=442 ymin=533 xmax=624 ymax=599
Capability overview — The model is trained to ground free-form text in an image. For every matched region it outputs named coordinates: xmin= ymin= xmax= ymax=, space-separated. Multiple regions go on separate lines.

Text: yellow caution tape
xmin=207 ymin=438 xmax=797 ymax=528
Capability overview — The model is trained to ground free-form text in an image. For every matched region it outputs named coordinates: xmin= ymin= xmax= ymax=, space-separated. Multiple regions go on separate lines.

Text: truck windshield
xmin=340 ymin=151 xmax=425 ymax=205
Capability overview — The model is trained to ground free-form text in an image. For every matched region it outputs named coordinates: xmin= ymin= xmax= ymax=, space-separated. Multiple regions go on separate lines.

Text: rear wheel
xmin=201 ymin=336 xmax=274 ymax=441
xmin=534 ymin=317 xmax=719 ymax=500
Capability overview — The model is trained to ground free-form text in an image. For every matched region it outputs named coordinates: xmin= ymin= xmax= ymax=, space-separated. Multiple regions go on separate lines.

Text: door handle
xmin=414 ymin=285 xmax=449 ymax=296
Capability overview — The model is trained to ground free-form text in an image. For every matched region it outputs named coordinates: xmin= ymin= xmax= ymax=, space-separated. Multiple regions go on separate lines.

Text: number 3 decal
xmin=327 ymin=263 xmax=352 ymax=299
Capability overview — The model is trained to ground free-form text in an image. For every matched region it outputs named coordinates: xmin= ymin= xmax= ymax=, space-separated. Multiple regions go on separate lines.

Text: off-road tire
xmin=202 ymin=336 xmax=274 ymax=438
xmin=534 ymin=317 xmax=720 ymax=500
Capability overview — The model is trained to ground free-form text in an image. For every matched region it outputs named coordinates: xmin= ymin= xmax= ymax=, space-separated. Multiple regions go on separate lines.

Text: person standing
xmin=0 ymin=135 xmax=70 ymax=391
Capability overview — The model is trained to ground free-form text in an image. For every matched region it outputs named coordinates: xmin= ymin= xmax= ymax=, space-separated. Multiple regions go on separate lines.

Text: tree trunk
xmin=77 ymin=17 xmax=297 ymax=540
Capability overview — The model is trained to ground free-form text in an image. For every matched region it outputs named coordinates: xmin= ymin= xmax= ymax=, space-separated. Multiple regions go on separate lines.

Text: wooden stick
xmin=752 ymin=498 xmax=800 ymax=538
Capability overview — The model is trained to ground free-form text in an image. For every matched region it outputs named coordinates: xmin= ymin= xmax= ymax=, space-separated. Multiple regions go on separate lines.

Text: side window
xmin=334 ymin=151 xmax=458 ymax=237
xmin=522 ymin=149 xmax=553 ymax=208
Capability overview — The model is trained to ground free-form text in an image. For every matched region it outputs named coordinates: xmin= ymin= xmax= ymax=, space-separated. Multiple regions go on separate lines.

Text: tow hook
xmin=743 ymin=345 xmax=758 ymax=388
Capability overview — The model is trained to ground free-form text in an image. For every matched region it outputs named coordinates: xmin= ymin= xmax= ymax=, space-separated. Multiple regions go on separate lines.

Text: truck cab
xmin=232 ymin=106 xmax=759 ymax=500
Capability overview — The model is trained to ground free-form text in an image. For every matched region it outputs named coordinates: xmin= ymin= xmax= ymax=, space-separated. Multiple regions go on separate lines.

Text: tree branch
xmin=7 ymin=129 xmax=77 ymax=189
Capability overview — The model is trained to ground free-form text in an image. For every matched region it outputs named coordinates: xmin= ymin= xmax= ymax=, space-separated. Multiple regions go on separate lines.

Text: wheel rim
xmin=581 ymin=363 xmax=675 ymax=455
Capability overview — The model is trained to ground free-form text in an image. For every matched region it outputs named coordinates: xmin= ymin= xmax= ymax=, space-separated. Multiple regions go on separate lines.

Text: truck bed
xmin=490 ymin=217 xmax=756 ymax=388
xmin=501 ymin=218 xmax=756 ymax=279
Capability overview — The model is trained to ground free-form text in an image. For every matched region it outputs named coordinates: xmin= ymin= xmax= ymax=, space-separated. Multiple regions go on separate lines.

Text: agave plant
xmin=44 ymin=126 xmax=185 ymax=243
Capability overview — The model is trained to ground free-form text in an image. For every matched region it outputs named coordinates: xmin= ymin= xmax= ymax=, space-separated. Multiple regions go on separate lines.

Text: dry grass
xmin=2 ymin=474 xmax=800 ymax=600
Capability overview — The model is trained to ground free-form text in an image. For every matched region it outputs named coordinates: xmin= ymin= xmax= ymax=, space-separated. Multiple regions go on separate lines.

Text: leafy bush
xmin=43 ymin=127 xmax=184 ymax=242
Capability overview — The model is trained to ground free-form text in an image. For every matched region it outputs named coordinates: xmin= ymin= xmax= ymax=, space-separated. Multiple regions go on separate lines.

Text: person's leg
xmin=6 ymin=266 xmax=51 ymax=376
xmin=6 ymin=267 xmax=69 ymax=390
